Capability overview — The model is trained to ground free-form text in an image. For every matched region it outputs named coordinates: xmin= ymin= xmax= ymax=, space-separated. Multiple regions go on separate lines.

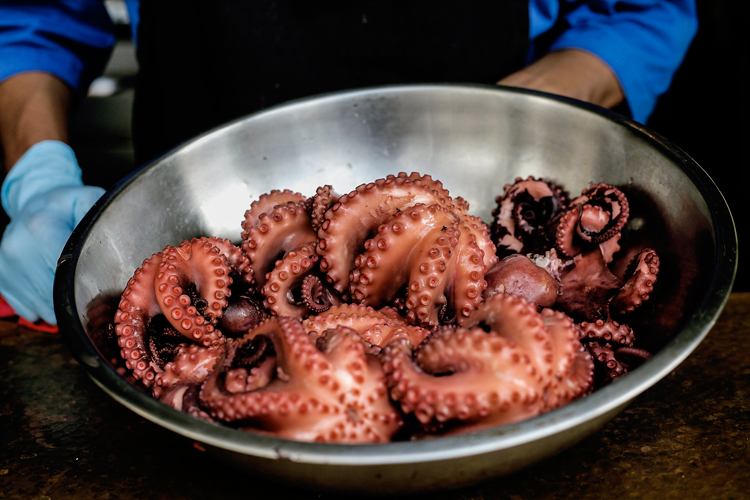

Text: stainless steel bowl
xmin=54 ymin=84 xmax=737 ymax=494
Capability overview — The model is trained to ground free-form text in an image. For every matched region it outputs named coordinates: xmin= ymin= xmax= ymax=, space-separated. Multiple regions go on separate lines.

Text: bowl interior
xmin=56 ymin=84 xmax=736 ymax=492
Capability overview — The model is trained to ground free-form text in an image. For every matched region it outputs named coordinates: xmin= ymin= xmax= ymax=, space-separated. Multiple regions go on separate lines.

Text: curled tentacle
xmin=553 ymin=204 xmax=583 ymax=258
xmin=610 ymin=248 xmax=660 ymax=315
xmin=316 ymin=173 xmax=475 ymax=295
xmin=154 ymin=238 xmax=231 ymax=346
xmin=463 ymin=294 xmax=554 ymax=384
xmin=578 ymin=318 xmax=635 ymax=348
xmin=588 ymin=343 xmax=626 ymax=385
xmin=152 ymin=343 xmax=223 ymax=399
xmin=571 ymin=183 xmax=630 ymax=244
xmin=241 ymin=201 xmax=317 ymax=289
xmin=301 ymin=274 xmax=342 ymax=314
xmin=381 ymin=328 xmax=545 ymax=434
xmin=242 ymin=189 xmax=307 ymax=229
xmin=200 ymin=317 xmax=403 ymax=443
xmin=206 ymin=236 xmax=254 ymax=285
xmin=552 ymin=183 xmax=629 ymax=258
xmin=114 ymin=252 xmax=166 ymax=386
xmin=260 ymin=242 xmax=320 ymax=318
xmin=491 ymin=176 xmax=568 ymax=255
xmin=302 ymin=303 xmax=428 ymax=349
xmin=349 ymin=204 xmax=487 ymax=326
xmin=306 ymin=184 xmax=340 ymax=232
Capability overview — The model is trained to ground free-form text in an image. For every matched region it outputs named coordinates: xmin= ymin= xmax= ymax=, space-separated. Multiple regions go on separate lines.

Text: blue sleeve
xmin=0 ymin=0 xmax=116 ymax=96
xmin=529 ymin=0 xmax=698 ymax=123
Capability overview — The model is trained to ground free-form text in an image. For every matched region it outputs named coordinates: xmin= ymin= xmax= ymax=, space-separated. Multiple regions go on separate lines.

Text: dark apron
xmin=133 ymin=1 xmax=529 ymax=165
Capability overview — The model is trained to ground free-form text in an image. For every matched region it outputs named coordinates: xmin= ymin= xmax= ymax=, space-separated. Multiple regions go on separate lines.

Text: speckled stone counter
xmin=2 ymin=293 xmax=749 ymax=500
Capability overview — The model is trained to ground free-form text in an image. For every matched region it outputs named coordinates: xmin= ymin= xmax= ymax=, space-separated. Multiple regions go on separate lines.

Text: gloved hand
xmin=0 ymin=141 xmax=105 ymax=325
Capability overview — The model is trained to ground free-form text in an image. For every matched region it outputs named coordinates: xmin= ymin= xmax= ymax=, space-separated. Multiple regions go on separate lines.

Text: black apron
xmin=133 ymin=1 xmax=529 ymax=165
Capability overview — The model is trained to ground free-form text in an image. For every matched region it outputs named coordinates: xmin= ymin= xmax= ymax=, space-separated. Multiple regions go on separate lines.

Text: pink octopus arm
xmin=154 ymin=239 xmax=231 ymax=346
xmin=260 ymin=242 xmax=320 ymax=318
xmin=242 ymin=189 xmax=306 ymax=229
xmin=317 ymin=173 xmax=469 ymax=294
xmin=241 ymin=201 xmax=317 ymax=288
xmin=381 ymin=329 xmax=544 ymax=433
xmin=114 ymin=252 xmax=165 ymax=386
xmin=302 ymin=303 xmax=429 ymax=348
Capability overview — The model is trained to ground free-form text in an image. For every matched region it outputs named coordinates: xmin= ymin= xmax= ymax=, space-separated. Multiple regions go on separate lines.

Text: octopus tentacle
xmin=152 ymin=343 xmax=223 ymax=399
xmin=260 ymin=242 xmax=320 ymax=318
xmin=205 ymin=236 xmax=253 ymax=285
xmin=463 ymin=294 xmax=553 ymax=384
xmin=306 ymin=184 xmax=339 ymax=232
xmin=302 ymin=303 xmax=428 ymax=348
xmin=610 ymin=248 xmax=659 ymax=315
xmin=200 ymin=317 xmax=403 ymax=442
xmin=316 ymin=173 xmax=469 ymax=294
xmin=301 ymin=275 xmax=341 ymax=314
xmin=553 ymin=205 xmax=583 ymax=258
xmin=358 ymin=323 xmax=430 ymax=351
xmin=616 ymin=346 xmax=652 ymax=361
xmin=579 ymin=318 xmax=635 ymax=348
xmin=539 ymin=308 xmax=580 ymax=381
xmin=220 ymin=336 xmax=276 ymax=393
xmin=242 ymin=189 xmax=306 ymax=229
xmin=538 ymin=310 xmax=593 ymax=409
xmin=381 ymin=329 xmax=544 ymax=433
xmin=545 ymin=347 xmax=595 ymax=410
xmin=391 ymin=172 xmax=471 ymax=213
xmin=350 ymin=204 xmax=486 ymax=326
xmin=241 ymin=201 xmax=317 ymax=288
xmin=492 ymin=176 xmax=567 ymax=255
xmin=571 ymin=183 xmax=630 ymax=244
xmin=588 ymin=344 xmax=625 ymax=385
xmin=154 ymin=238 xmax=231 ymax=346
xmin=114 ymin=252 xmax=165 ymax=386
xmin=552 ymin=184 xmax=630 ymax=258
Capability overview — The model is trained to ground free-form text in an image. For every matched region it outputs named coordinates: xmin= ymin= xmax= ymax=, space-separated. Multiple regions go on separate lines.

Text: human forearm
xmin=497 ymin=49 xmax=624 ymax=110
xmin=0 ymin=71 xmax=71 ymax=171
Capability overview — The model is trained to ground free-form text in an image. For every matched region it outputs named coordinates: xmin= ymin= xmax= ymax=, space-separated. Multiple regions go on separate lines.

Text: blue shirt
xmin=0 ymin=0 xmax=697 ymax=123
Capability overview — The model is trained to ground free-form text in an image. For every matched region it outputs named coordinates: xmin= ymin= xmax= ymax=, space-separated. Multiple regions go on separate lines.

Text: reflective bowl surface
xmin=54 ymin=84 xmax=737 ymax=494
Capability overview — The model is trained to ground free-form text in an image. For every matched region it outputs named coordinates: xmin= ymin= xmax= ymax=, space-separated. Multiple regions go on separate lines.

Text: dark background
xmin=648 ymin=0 xmax=748 ymax=290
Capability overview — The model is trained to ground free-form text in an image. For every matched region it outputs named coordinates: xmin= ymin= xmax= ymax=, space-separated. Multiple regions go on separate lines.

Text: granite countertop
xmin=2 ymin=293 xmax=748 ymax=500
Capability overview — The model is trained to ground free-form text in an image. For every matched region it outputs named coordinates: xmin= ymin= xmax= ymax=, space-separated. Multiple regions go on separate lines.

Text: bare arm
xmin=498 ymin=49 xmax=624 ymax=110
xmin=0 ymin=71 xmax=71 ymax=171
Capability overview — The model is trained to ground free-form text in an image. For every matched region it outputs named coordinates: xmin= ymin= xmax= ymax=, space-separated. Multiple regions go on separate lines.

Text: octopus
xmin=489 ymin=177 xmax=660 ymax=386
xmin=491 ymin=176 xmax=568 ymax=256
xmin=381 ymin=294 xmax=593 ymax=435
xmin=110 ymin=171 xmax=661 ymax=443
xmin=200 ymin=316 xmax=403 ymax=443
xmin=114 ymin=237 xmax=257 ymax=389
xmin=241 ymin=191 xmax=340 ymax=319
xmin=317 ymin=172 xmax=498 ymax=326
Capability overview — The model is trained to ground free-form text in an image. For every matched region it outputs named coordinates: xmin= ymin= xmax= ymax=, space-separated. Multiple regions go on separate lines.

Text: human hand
xmin=498 ymin=49 xmax=624 ymax=110
xmin=0 ymin=141 xmax=105 ymax=324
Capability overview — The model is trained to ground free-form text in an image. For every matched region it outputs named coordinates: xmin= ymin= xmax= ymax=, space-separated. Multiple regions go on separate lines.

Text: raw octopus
xmin=111 ymin=172 xmax=659 ymax=443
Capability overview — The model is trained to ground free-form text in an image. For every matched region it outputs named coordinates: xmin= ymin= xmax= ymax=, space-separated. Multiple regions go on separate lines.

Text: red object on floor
xmin=0 ymin=294 xmax=58 ymax=333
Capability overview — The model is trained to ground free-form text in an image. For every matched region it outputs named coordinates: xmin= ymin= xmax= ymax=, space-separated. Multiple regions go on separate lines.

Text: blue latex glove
xmin=0 ymin=141 xmax=105 ymax=325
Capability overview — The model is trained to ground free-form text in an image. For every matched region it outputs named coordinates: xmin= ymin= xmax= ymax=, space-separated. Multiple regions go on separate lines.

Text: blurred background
xmin=3 ymin=0 xmax=747 ymax=290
